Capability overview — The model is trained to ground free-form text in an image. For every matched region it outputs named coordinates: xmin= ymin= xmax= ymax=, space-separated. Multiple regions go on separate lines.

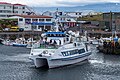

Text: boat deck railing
xmin=33 ymin=43 xmax=58 ymax=49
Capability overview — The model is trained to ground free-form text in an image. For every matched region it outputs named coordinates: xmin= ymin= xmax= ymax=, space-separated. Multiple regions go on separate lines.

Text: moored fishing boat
xmin=97 ymin=37 xmax=120 ymax=54
xmin=1 ymin=39 xmax=13 ymax=46
xmin=12 ymin=38 xmax=27 ymax=47
xmin=12 ymin=43 xmax=27 ymax=47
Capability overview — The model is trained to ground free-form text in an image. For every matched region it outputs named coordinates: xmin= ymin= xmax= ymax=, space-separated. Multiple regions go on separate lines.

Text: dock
xmin=0 ymin=31 xmax=42 ymax=35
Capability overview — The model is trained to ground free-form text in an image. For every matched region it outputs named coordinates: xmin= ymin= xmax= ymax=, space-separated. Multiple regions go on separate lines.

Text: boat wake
xmin=2 ymin=54 xmax=30 ymax=62
xmin=89 ymin=59 xmax=103 ymax=64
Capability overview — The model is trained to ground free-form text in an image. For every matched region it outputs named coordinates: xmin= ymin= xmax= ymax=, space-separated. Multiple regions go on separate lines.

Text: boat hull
xmin=32 ymin=51 xmax=91 ymax=68
xmin=13 ymin=43 xmax=27 ymax=47
xmin=33 ymin=58 xmax=48 ymax=68
xmin=2 ymin=42 xmax=13 ymax=46
xmin=48 ymin=52 xmax=91 ymax=68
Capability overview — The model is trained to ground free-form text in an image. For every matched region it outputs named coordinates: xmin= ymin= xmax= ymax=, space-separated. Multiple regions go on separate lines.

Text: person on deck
xmin=44 ymin=38 xmax=49 ymax=48
xmin=39 ymin=38 xmax=44 ymax=47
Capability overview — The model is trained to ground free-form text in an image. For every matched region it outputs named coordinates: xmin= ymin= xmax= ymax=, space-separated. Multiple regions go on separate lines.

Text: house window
xmin=0 ymin=15 xmax=6 ymax=17
xmin=19 ymin=18 xmax=23 ymax=21
xmin=25 ymin=19 xmax=31 ymax=24
xmin=14 ymin=11 xmax=18 ymax=13
xmin=7 ymin=6 xmax=12 ymax=9
xmin=4 ymin=6 xmax=6 ymax=9
xmin=7 ymin=11 xmax=11 ymax=13
xmin=14 ymin=7 xmax=18 ymax=9
xmin=23 ymin=7 xmax=25 ymax=9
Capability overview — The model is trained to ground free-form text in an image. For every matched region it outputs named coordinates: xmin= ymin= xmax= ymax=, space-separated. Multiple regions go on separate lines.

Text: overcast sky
xmin=2 ymin=0 xmax=120 ymax=7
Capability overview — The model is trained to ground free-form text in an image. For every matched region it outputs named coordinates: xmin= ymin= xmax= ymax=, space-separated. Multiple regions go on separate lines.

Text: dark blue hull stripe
xmin=13 ymin=44 xmax=27 ymax=47
xmin=51 ymin=52 xmax=91 ymax=61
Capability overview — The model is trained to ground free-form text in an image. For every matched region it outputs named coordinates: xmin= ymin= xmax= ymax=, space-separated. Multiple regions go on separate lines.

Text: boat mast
xmin=54 ymin=8 xmax=59 ymax=32
xmin=111 ymin=11 xmax=116 ymax=39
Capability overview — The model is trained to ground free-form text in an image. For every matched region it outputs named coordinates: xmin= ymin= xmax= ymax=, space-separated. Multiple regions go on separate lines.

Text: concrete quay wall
xmin=0 ymin=31 xmax=120 ymax=39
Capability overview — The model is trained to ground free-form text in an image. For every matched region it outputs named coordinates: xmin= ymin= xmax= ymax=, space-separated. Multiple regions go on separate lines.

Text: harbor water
xmin=0 ymin=45 xmax=120 ymax=80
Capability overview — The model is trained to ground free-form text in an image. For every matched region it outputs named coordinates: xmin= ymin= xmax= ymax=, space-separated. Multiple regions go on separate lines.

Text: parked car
xmin=10 ymin=26 xmax=24 ymax=32
xmin=4 ymin=28 xmax=10 ymax=31
xmin=10 ymin=26 xmax=19 ymax=31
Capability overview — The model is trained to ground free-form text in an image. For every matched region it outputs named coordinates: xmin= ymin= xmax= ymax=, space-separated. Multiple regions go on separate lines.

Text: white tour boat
xmin=29 ymin=22 xmax=92 ymax=68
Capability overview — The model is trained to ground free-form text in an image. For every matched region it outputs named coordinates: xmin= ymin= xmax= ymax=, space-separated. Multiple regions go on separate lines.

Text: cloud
xmin=56 ymin=0 xmax=120 ymax=6
xmin=3 ymin=0 xmax=61 ymax=7
xmin=2 ymin=0 xmax=120 ymax=7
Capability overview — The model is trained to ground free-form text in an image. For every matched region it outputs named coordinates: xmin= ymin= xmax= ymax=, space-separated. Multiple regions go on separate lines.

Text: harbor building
xmin=58 ymin=15 xmax=77 ymax=28
xmin=0 ymin=2 xmax=35 ymax=18
xmin=103 ymin=12 xmax=120 ymax=31
xmin=64 ymin=12 xmax=82 ymax=19
xmin=9 ymin=15 xmax=53 ymax=31
xmin=42 ymin=11 xmax=81 ymax=28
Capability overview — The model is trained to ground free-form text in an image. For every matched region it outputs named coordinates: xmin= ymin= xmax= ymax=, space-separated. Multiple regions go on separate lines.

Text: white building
xmin=64 ymin=12 xmax=82 ymax=18
xmin=9 ymin=15 xmax=53 ymax=31
xmin=42 ymin=11 xmax=79 ymax=28
xmin=0 ymin=2 xmax=34 ymax=18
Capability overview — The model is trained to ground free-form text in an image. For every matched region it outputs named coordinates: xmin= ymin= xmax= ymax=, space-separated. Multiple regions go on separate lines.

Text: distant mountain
xmin=32 ymin=3 xmax=120 ymax=14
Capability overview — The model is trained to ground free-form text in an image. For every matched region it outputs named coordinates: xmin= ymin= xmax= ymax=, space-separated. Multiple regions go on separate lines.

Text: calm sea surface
xmin=0 ymin=45 xmax=120 ymax=80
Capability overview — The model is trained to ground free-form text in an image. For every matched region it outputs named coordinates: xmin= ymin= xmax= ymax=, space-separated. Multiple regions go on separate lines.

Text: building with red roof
xmin=0 ymin=2 xmax=35 ymax=18
xmin=9 ymin=15 xmax=53 ymax=31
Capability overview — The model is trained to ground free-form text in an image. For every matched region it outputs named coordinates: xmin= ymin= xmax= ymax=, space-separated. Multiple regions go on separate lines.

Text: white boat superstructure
xmin=29 ymin=31 xmax=92 ymax=68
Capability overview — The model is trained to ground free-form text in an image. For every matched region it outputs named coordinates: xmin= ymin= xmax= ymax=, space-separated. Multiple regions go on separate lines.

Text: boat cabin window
xmin=39 ymin=19 xmax=44 ymax=21
xmin=46 ymin=19 xmax=51 ymax=21
xmin=66 ymin=37 xmax=69 ymax=41
xmin=61 ymin=49 xmax=85 ymax=56
xmin=78 ymin=49 xmax=85 ymax=54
